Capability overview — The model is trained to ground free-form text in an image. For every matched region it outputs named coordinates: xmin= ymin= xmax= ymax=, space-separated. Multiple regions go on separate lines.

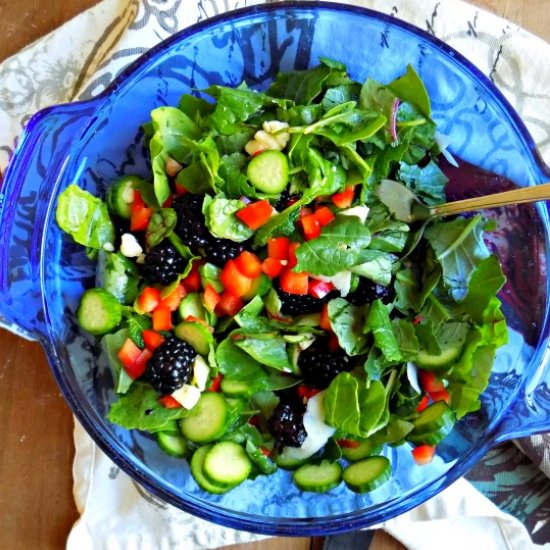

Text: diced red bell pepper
xmin=175 ymin=183 xmax=188 ymax=196
xmin=137 ymin=287 xmax=161 ymax=313
xmin=220 ymin=259 xmax=253 ymax=297
xmin=429 ymin=389 xmax=451 ymax=405
xmin=117 ymin=338 xmax=151 ymax=379
xmin=301 ymin=213 xmax=321 ymax=240
xmin=416 ymin=394 xmax=430 ymax=413
xmin=320 ymin=303 xmax=332 ymax=331
xmin=299 ymin=207 xmax=313 ymax=219
xmin=182 ymin=267 xmax=202 ymax=293
xmin=152 ymin=306 xmax=172 ymax=331
xmin=130 ymin=206 xmax=153 ymax=231
xmin=236 ymin=200 xmax=274 ymax=230
xmin=297 ymin=385 xmax=321 ymax=400
xmin=337 ymin=439 xmax=361 ymax=449
xmin=208 ymin=373 xmax=223 ymax=392
xmin=159 ymin=283 xmax=186 ymax=311
xmin=142 ymin=330 xmax=165 ymax=351
xmin=248 ymin=414 xmax=261 ymax=427
xmin=279 ymin=268 xmax=308 ymax=295
xmin=413 ymin=315 xmax=424 ymax=325
xmin=411 ymin=445 xmax=436 ymax=466
xmin=217 ymin=291 xmax=244 ymax=317
xmin=314 ymin=206 xmax=336 ymax=227
xmin=235 ymin=251 xmax=263 ymax=278
xmin=267 ymin=237 xmax=290 ymax=260
xmin=158 ymin=395 xmax=183 ymax=408
xmin=331 ymin=185 xmax=355 ymax=208
xmin=259 ymin=446 xmax=272 ymax=457
xmin=203 ymin=284 xmax=221 ymax=312
xmin=328 ymin=332 xmax=340 ymax=352
xmin=162 ymin=195 xmax=174 ymax=208
xmin=287 ymin=242 xmax=300 ymax=269
xmin=132 ymin=190 xmax=146 ymax=210
xmin=309 ymin=279 xmax=335 ymax=299
xmin=184 ymin=315 xmax=210 ymax=328
xmin=261 ymin=257 xmax=286 ymax=279
xmin=419 ymin=371 xmax=446 ymax=394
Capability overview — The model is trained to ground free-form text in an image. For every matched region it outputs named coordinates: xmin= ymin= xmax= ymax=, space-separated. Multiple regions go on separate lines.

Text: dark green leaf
xmin=327 ymin=298 xmax=369 ymax=356
xmin=364 ymin=300 xmax=401 ymax=362
xmin=398 ymin=160 xmax=448 ymax=206
xmin=387 ymin=65 xmax=431 ymax=118
xmin=146 ymin=208 xmax=177 ymax=249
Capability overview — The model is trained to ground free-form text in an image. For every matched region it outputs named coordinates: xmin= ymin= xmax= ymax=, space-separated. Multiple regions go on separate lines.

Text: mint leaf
xmin=364 ymin=300 xmax=401 ymax=362
xmin=425 ymin=215 xmax=491 ymax=300
xmin=146 ymin=208 xmax=177 ymax=248
xmin=127 ymin=315 xmax=152 ymax=348
xmin=294 ymin=217 xmax=372 ymax=276
xmin=328 ymin=298 xmax=369 ymax=356
xmin=108 ymin=383 xmax=188 ymax=431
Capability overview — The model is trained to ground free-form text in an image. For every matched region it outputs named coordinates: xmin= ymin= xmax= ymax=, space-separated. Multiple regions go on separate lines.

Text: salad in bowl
xmin=55 ymin=59 xmax=508 ymax=495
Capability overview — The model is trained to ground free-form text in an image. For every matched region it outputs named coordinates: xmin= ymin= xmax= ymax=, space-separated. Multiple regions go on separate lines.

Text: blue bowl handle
xmin=0 ymin=100 xmax=102 ymax=339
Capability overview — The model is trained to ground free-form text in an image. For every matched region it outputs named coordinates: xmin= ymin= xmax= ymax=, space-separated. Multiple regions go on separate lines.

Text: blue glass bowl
xmin=1 ymin=1 xmax=550 ymax=536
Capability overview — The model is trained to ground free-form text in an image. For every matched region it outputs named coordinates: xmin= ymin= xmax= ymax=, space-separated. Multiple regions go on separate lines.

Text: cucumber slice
xmin=264 ymin=288 xmax=282 ymax=316
xmin=340 ymin=439 xmax=383 ymax=462
xmin=275 ymin=450 xmax=307 ymax=470
xmin=199 ymin=263 xmax=224 ymax=293
xmin=293 ymin=460 xmax=342 ymax=492
xmin=203 ymin=441 xmax=252 ymax=488
xmin=178 ymin=293 xmax=206 ymax=322
xmin=77 ymin=288 xmax=122 ymax=335
xmin=220 ymin=377 xmax=256 ymax=398
xmin=247 ymin=150 xmax=289 ymax=194
xmin=180 ymin=392 xmax=229 ymax=443
xmin=190 ymin=445 xmax=229 ymax=494
xmin=343 ymin=456 xmax=392 ymax=493
xmin=242 ymin=273 xmax=271 ymax=302
xmin=106 ymin=175 xmax=143 ymax=219
xmin=157 ymin=431 xmax=187 ymax=458
xmin=415 ymin=345 xmax=463 ymax=369
xmin=407 ymin=401 xmax=455 ymax=445
xmin=174 ymin=321 xmax=213 ymax=355
xmin=96 ymin=250 xmax=140 ymax=305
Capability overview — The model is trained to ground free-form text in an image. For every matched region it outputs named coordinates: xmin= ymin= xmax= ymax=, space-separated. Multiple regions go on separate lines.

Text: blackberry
xmin=347 ymin=277 xmax=395 ymax=306
xmin=145 ymin=337 xmax=196 ymax=394
xmin=140 ymin=241 xmax=186 ymax=285
xmin=268 ymin=400 xmax=307 ymax=448
xmin=274 ymin=187 xmax=297 ymax=211
xmin=298 ymin=337 xmax=353 ymax=389
xmin=275 ymin=281 xmax=336 ymax=316
xmin=203 ymin=238 xmax=246 ymax=267
xmin=172 ymin=194 xmax=211 ymax=248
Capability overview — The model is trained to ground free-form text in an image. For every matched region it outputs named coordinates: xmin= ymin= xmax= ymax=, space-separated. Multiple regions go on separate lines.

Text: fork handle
xmin=431 ymin=182 xmax=550 ymax=217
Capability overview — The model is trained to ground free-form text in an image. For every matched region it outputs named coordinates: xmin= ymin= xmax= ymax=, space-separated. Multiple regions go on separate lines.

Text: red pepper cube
xmin=279 ymin=268 xmax=308 ymax=295
xmin=416 ymin=394 xmax=430 ymax=413
xmin=314 ymin=206 xmax=336 ymax=227
xmin=208 ymin=373 xmax=223 ymax=392
xmin=320 ymin=303 xmax=332 ymax=331
xmin=175 ymin=183 xmax=188 ymax=196
xmin=130 ymin=206 xmax=153 ymax=232
xmin=143 ymin=330 xmax=165 ymax=352
xmin=220 ymin=260 xmax=253 ymax=297
xmin=300 ymin=213 xmax=321 ymax=240
xmin=331 ymin=185 xmax=355 ymax=208
xmin=309 ymin=279 xmax=335 ymax=299
xmin=159 ymin=283 xmax=186 ymax=311
xmin=261 ymin=257 xmax=285 ymax=279
xmin=152 ymin=306 xmax=172 ymax=332
xmin=218 ymin=291 xmax=244 ymax=317
xmin=411 ymin=445 xmax=436 ymax=466
xmin=287 ymin=242 xmax=300 ymax=269
xmin=419 ymin=371 xmax=446 ymax=394
xmin=267 ymin=237 xmax=290 ymax=260
xmin=182 ymin=267 xmax=202 ymax=293
xmin=328 ymin=332 xmax=340 ymax=352
xmin=336 ymin=439 xmax=361 ymax=449
xmin=429 ymin=389 xmax=451 ymax=405
xmin=297 ymin=385 xmax=321 ymax=401
xmin=158 ymin=395 xmax=183 ymax=408
xmin=137 ymin=287 xmax=162 ymax=313
xmin=234 ymin=251 xmax=263 ymax=279
xmin=203 ymin=284 xmax=221 ymax=312
xmin=117 ymin=338 xmax=151 ymax=379
xmin=236 ymin=200 xmax=274 ymax=230
xmin=131 ymin=190 xmax=146 ymax=210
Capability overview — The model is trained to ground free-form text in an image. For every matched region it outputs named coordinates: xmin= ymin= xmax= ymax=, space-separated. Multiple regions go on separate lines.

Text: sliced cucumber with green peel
xmin=340 ymin=439 xmax=383 ymax=462
xmin=77 ymin=288 xmax=122 ymax=335
xmin=203 ymin=441 xmax=252 ymax=488
xmin=106 ymin=175 xmax=144 ymax=219
xmin=178 ymin=293 xmax=206 ymax=322
xmin=242 ymin=273 xmax=271 ymax=301
xmin=174 ymin=320 xmax=213 ymax=355
xmin=415 ymin=345 xmax=463 ymax=369
xmin=343 ymin=456 xmax=392 ymax=493
xmin=157 ymin=431 xmax=187 ymax=458
xmin=275 ymin=450 xmax=307 ymax=470
xmin=407 ymin=401 xmax=455 ymax=445
xmin=190 ymin=445 xmax=229 ymax=494
xmin=180 ymin=392 xmax=229 ymax=443
xmin=247 ymin=150 xmax=289 ymax=194
xmin=220 ymin=377 xmax=257 ymax=398
xmin=293 ymin=460 xmax=342 ymax=492
xmin=199 ymin=263 xmax=224 ymax=293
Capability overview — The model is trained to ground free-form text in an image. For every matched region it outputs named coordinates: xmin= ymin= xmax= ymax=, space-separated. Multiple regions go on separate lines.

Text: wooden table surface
xmin=1 ymin=1 xmax=549 ymax=549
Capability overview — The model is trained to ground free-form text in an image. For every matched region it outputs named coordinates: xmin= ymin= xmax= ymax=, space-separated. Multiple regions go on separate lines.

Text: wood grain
xmin=0 ymin=1 xmax=546 ymax=549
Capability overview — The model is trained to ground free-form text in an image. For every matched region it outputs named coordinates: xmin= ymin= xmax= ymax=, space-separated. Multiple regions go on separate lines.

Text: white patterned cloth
xmin=1 ymin=1 xmax=549 ymax=549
